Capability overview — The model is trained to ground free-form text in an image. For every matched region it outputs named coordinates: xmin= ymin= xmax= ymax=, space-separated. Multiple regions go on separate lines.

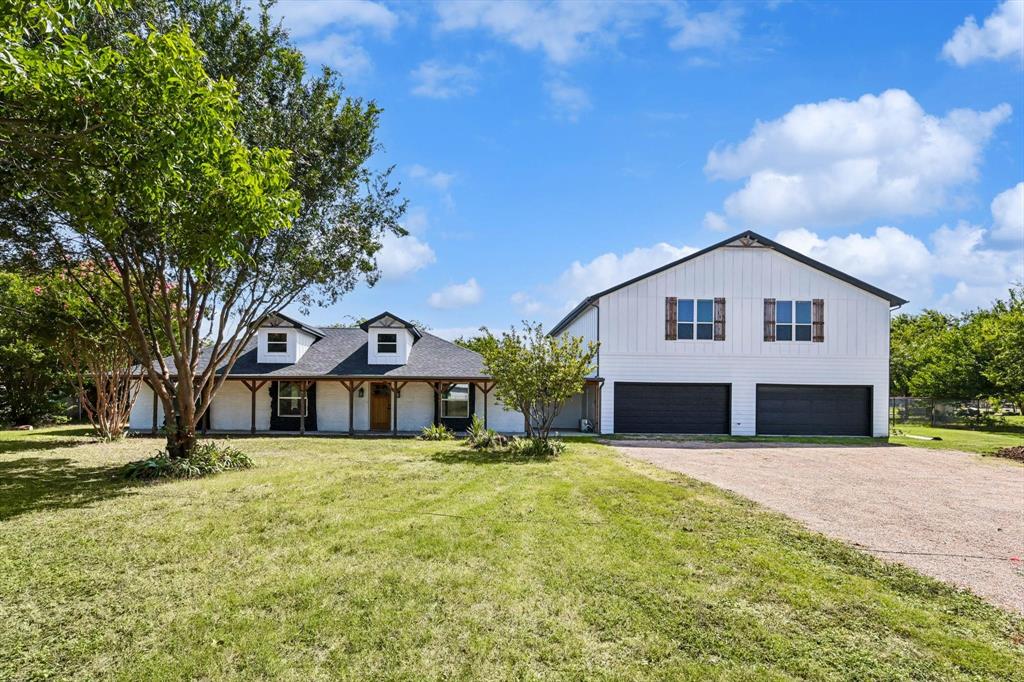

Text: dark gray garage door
xmin=756 ymin=384 xmax=872 ymax=436
xmin=614 ymin=383 xmax=730 ymax=434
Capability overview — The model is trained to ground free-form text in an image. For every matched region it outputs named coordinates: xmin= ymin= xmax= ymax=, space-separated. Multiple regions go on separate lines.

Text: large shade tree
xmin=1 ymin=0 xmax=404 ymax=456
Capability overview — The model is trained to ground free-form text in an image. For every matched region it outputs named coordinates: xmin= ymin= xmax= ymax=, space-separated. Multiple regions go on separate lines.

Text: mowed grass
xmin=890 ymin=423 xmax=1024 ymax=455
xmin=1 ymin=427 xmax=1022 ymax=680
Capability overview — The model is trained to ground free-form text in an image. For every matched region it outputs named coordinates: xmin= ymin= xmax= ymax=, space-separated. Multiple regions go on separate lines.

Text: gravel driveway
xmin=613 ymin=441 xmax=1024 ymax=613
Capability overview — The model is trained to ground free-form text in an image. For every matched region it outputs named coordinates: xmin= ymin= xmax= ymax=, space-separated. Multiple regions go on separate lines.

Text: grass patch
xmin=1 ymin=425 xmax=1022 ymax=680
xmin=890 ymin=423 xmax=1024 ymax=455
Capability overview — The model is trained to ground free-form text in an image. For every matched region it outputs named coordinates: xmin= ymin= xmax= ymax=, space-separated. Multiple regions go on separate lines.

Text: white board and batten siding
xmin=594 ymin=245 xmax=892 ymax=437
xmin=558 ymin=304 xmax=599 ymax=378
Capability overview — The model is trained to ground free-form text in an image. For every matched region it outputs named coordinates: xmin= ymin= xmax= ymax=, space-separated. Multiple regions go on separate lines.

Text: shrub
xmin=466 ymin=414 xmax=508 ymax=449
xmin=420 ymin=423 xmax=454 ymax=441
xmin=507 ymin=436 xmax=565 ymax=458
xmin=123 ymin=441 xmax=254 ymax=480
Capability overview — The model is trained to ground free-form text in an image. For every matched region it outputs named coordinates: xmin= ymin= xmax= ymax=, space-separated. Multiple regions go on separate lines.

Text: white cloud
xmin=298 ymin=33 xmax=372 ymax=76
xmin=775 ymin=223 xmax=1023 ymax=312
xmin=428 ymin=278 xmax=484 ymax=309
xmin=557 ymin=242 xmax=697 ymax=303
xmin=410 ymin=61 xmax=478 ymax=99
xmin=545 ymin=79 xmax=591 ymax=121
xmin=775 ymin=226 xmax=934 ymax=301
xmin=376 ymin=232 xmax=435 ymax=279
xmin=510 ymin=291 xmax=545 ymax=315
xmin=667 ymin=4 xmax=743 ymax=50
xmin=435 ymin=0 xmax=646 ymax=64
xmin=431 ymin=326 xmax=486 ymax=341
xmin=409 ymin=164 xmax=455 ymax=191
xmin=705 ymin=89 xmax=1011 ymax=229
xmin=942 ymin=0 xmax=1024 ymax=66
xmin=990 ymin=182 xmax=1024 ymax=241
xmin=271 ymin=0 xmax=398 ymax=39
xmin=703 ymin=211 xmax=730 ymax=232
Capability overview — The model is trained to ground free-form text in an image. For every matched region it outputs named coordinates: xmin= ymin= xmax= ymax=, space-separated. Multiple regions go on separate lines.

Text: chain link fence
xmin=889 ymin=397 xmax=1020 ymax=428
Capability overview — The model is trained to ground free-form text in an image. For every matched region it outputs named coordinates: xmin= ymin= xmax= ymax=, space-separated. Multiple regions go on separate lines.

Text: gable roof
xmin=150 ymin=328 xmax=487 ymax=380
xmin=550 ymin=230 xmax=908 ymax=336
xmin=258 ymin=311 xmax=326 ymax=339
xmin=359 ymin=311 xmax=423 ymax=341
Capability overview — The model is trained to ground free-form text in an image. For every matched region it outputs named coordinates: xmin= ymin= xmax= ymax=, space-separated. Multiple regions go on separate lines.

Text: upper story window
xmin=377 ymin=332 xmax=398 ymax=354
xmin=776 ymin=300 xmax=812 ymax=341
xmin=266 ymin=332 xmax=288 ymax=354
xmin=677 ymin=299 xmax=714 ymax=340
xmin=441 ymin=383 xmax=469 ymax=418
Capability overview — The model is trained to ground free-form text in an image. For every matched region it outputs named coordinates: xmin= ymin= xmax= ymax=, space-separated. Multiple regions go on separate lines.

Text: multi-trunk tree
xmin=1 ymin=0 xmax=404 ymax=456
xmin=479 ymin=322 xmax=598 ymax=441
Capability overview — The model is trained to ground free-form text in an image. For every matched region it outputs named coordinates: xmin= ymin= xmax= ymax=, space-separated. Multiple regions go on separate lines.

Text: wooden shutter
xmin=763 ymin=298 xmax=776 ymax=342
xmin=665 ymin=297 xmax=678 ymax=340
xmin=812 ymin=298 xmax=825 ymax=342
xmin=713 ymin=298 xmax=726 ymax=341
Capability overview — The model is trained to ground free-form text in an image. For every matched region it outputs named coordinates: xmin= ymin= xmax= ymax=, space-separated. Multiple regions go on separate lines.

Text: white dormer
xmin=361 ymin=312 xmax=421 ymax=365
xmin=255 ymin=312 xmax=325 ymax=364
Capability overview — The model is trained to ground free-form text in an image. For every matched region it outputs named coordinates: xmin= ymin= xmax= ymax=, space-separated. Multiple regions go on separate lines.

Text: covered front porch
xmin=134 ymin=377 xmax=527 ymax=436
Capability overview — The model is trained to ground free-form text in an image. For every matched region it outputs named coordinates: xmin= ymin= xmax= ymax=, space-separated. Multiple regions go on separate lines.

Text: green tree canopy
xmin=479 ymin=322 xmax=598 ymax=441
xmin=1 ymin=0 xmax=404 ymax=456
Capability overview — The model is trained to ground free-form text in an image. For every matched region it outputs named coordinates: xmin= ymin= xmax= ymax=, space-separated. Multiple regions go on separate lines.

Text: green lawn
xmin=890 ymin=423 xmax=1024 ymax=455
xmin=1 ymin=427 xmax=1022 ymax=680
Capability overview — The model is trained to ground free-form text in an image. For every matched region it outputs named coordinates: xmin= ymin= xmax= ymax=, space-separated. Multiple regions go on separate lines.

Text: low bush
xmin=419 ymin=423 xmax=455 ymax=441
xmin=123 ymin=441 xmax=254 ymax=480
xmin=466 ymin=414 xmax=508 ymax=449
xmin=507 ymin=436 xmax=565 ymax=458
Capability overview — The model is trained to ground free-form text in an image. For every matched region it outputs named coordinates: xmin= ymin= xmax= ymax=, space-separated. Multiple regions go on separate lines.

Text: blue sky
xmin=267 ymin=0 xmax=1024 ymax=338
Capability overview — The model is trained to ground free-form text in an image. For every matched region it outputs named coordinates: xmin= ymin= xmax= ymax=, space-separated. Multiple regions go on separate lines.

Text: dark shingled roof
xmin=155 ymin=328 xmax=489 ymax=380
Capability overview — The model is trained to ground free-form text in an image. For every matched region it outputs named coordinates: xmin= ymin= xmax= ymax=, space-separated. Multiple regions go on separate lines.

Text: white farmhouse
xmin=550 ymin=231 xmax=907 ymax=437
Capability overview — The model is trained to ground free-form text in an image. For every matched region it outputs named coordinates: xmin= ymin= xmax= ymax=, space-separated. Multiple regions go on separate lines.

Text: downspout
xmin=886 ymin=303 xmax=905 ymax=438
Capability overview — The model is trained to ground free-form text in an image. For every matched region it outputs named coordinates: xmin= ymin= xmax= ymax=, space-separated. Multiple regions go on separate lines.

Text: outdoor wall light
xmin=395 ymin=389 xmax=401 ymax=398
xmin=358 ymin=387 xmax=364 ymax=398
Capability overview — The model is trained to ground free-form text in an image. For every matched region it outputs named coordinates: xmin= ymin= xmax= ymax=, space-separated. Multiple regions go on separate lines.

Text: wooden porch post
xmin=476 ymin=381 xmax=494 ymax=430
xmin=595 ymin=380 xmax=604 ymax=434
xmin=391 ymin=381 xmax=407 ymax=436
xmin=299 ymin=381 xmax=308 ymax=435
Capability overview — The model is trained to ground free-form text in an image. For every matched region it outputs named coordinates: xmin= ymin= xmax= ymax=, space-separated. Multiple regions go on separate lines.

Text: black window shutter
xmin=763 ymin=298 xmax=776 ymax=342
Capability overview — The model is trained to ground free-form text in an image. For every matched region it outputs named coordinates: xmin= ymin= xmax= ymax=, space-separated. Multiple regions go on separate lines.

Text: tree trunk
xmin=165 ymin=420 xmax=197 ymax=459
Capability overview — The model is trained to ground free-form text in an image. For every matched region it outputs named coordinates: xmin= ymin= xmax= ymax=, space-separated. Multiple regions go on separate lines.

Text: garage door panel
xmin=615 ymin=383 xmax=730 ymax=434
xmin=756 ymin=385 xmax=871 ymax=436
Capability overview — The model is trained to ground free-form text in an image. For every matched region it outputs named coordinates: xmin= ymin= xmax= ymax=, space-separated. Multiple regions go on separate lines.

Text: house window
xmin=677 ymin=299 xmax=714 ymax=340
xmin=776 ymin=300 xmax=812 ymax=341
xmin=267 ymin=332 xmax=288 ymax=354
xmin=377 ymin=333 xmax=397 ymax=354
xmin=277 ymin=382 xmax=306 ymax=417
xmin=441 ymin=383 xmax=469 ymax=418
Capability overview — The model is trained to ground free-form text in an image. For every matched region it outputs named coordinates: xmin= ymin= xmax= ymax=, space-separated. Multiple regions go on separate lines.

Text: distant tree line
xmin=890 ymin=285 xmax=1023 ymax=412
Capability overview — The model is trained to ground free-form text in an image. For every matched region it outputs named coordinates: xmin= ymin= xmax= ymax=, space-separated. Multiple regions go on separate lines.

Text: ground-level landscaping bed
xmin=1 ymin=426 xmax=1022 ymax=680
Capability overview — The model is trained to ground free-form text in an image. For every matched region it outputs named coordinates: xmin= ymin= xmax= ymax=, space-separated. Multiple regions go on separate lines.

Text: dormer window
xmin=267 ymin=332 xmax=288 ymax=354
xmin=377 ymin=333 xmax=397 ymax=354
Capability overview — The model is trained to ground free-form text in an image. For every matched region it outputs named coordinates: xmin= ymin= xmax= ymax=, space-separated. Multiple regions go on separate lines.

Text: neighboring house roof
xmin=151 ymin=328 xmax=487 ymax=380
xmin=550 ymin=230 xmax=909 ymax=336
xmin=359 ymin=311 xmax=423 ymax=341
xmin=256 ymin=311 xmax=326 ymax=339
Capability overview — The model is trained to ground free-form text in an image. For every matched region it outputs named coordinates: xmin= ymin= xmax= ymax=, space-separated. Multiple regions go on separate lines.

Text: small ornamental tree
xmin=42 ymin=265 xmax=161 ymax=440
xmin=480 ymin=322 xmax=598 ymax=441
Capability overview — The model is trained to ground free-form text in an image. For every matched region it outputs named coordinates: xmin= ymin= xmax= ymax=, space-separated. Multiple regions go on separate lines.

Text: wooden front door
xmin=370 ymin=383 xmax=391 ymax=431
